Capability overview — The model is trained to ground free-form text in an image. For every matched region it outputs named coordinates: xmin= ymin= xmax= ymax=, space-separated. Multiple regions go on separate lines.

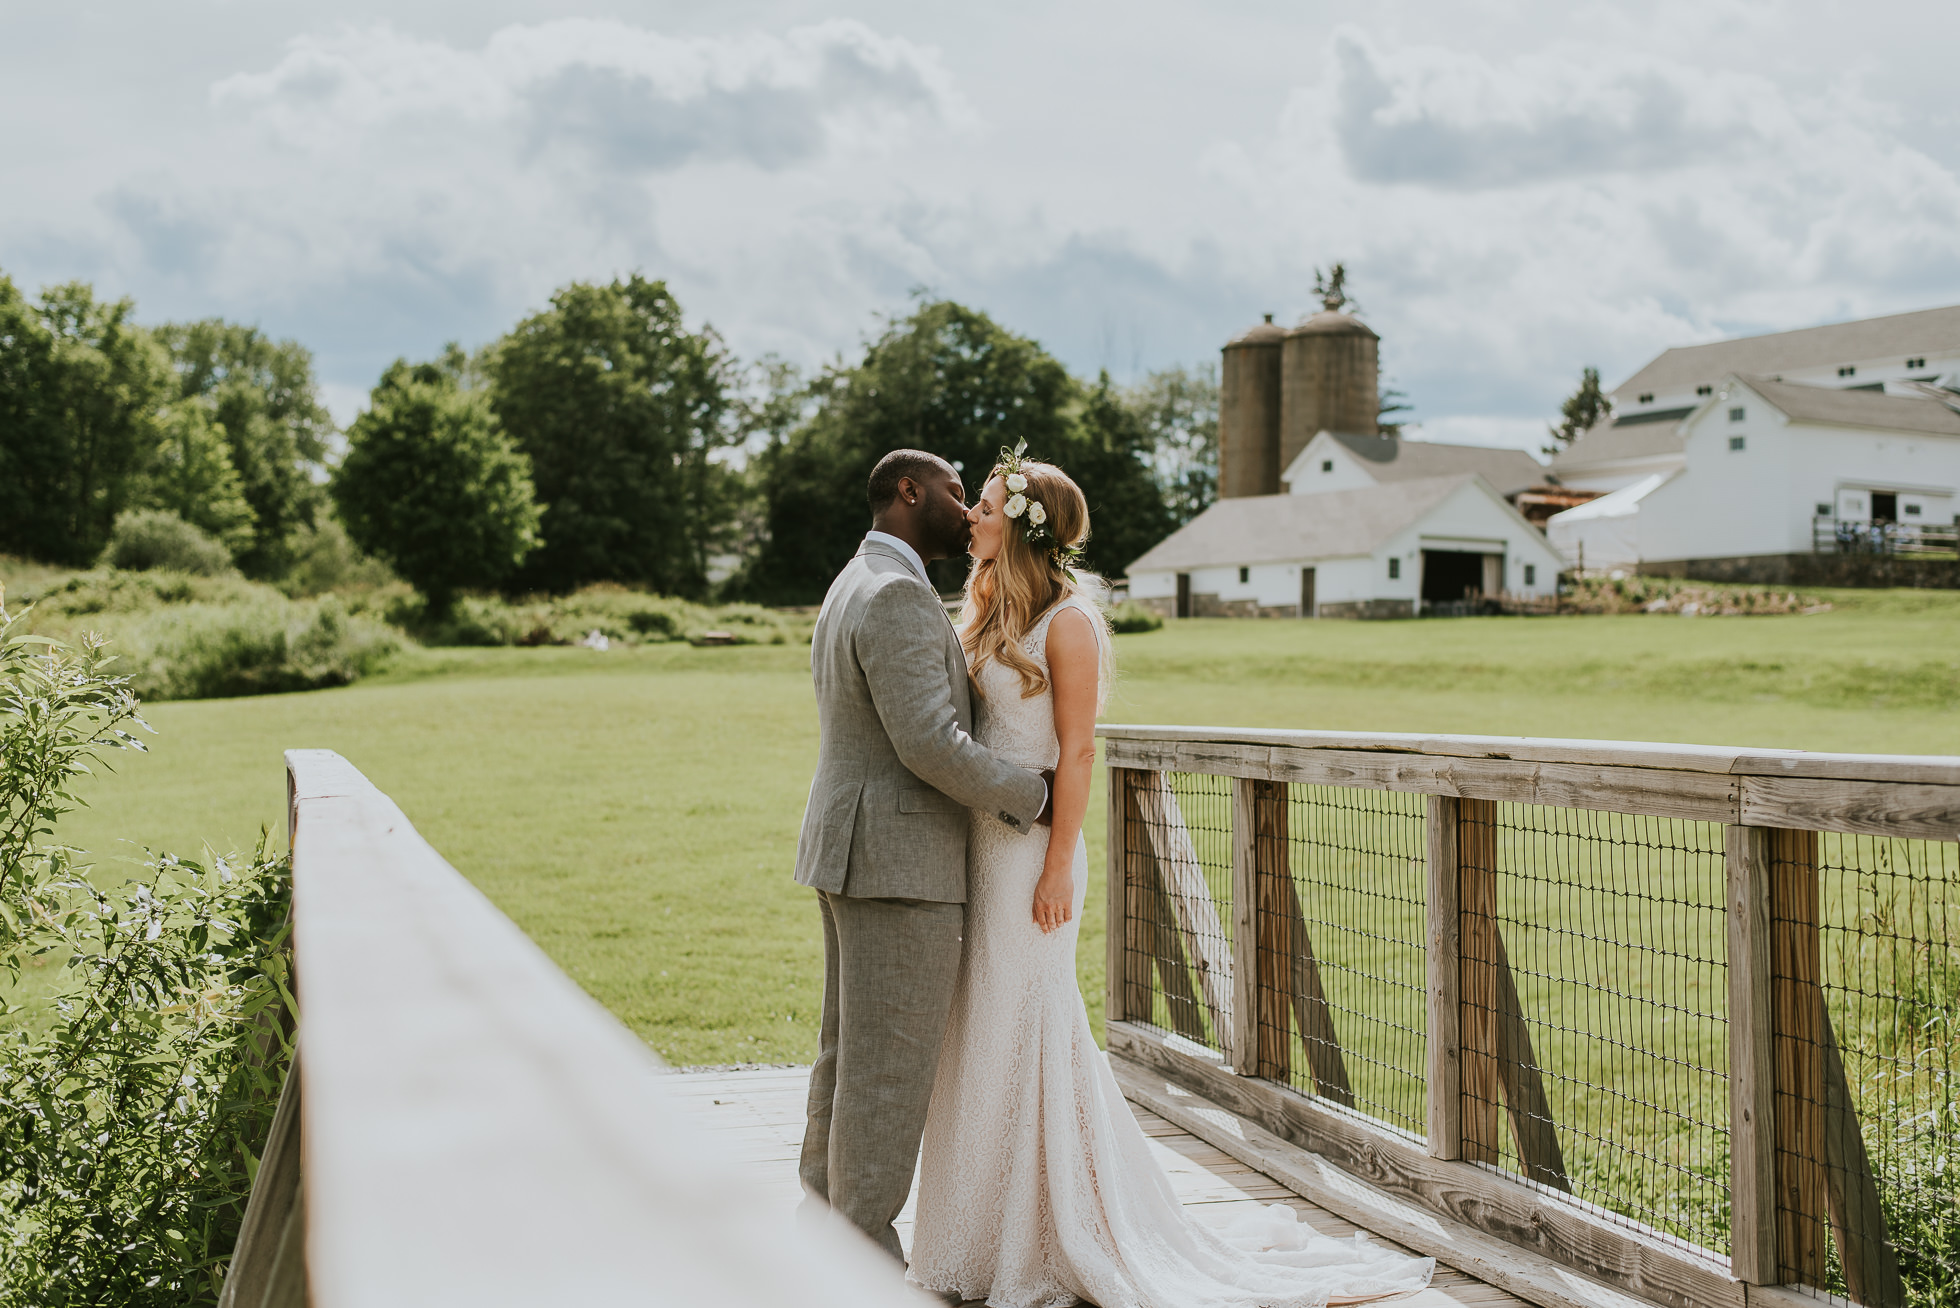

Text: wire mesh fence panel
xmin=1261 ymin=784 xmax=1428 ymax=1137
xmin=1785 ymin=833 xmax=1960 ymax=1307
xmin=1467 ymin=803 xmax=1731 ymax=1256
xmin=1120 ymin=770 xmax=1235 ymax=1052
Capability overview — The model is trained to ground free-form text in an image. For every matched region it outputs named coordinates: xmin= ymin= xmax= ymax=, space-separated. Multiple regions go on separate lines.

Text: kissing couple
xmin=794 ymin=446 xmax=1433 ymax=1308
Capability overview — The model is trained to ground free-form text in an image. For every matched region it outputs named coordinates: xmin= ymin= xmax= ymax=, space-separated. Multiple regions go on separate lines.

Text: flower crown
xmin=995 ymin=440 xmax=1083 ymax=566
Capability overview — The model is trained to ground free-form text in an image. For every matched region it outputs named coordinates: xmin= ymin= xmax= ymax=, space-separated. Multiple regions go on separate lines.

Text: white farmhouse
xmin=1280 ymin=431 xmax=1545 ymax=499
xmin=1127 ymin=473 xmax=1563 ymax=620
xmin=1549 ymin=375 xmax=1960 ymax=577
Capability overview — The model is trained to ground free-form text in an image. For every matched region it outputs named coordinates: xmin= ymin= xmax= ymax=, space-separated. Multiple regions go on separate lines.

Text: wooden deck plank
xmin=670 ymin=1066 xmax=1529 ymax=1308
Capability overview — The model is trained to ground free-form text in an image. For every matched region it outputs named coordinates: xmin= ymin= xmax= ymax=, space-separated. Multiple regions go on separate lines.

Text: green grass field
xmin=47 ymin=589 xmax=1960 ymax=1072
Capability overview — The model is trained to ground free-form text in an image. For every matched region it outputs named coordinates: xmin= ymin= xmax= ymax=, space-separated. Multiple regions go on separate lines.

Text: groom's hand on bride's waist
xmin=1035 ymin=769 xmax=1056 ymax=826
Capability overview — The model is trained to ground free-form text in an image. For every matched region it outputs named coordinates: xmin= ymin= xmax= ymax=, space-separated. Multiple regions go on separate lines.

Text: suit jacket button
xmin=999 ymin=812 xmax=1017 ymax=827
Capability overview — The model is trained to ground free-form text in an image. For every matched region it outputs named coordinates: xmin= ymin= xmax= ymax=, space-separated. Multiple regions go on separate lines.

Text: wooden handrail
xmin=220 ymin=750 xmax=930 ymax=1308
xmin=1097 ymin=723 xmax=1948 ymax=1308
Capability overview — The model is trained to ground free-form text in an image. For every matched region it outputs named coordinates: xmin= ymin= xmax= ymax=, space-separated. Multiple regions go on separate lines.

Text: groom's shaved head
xmin=868 ymin=449 xmax=955 ymax=512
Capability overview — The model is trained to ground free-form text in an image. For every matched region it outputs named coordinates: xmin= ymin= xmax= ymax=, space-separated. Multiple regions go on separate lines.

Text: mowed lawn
xmin=51 ymin=589 xmax=1960 ymax=1067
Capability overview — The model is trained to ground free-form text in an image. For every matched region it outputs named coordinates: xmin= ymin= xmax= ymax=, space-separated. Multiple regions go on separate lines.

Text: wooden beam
xmin=1769 ymin=827 xmax=1828 ymax=1288
xmin=1741 ymin=776 xmax=1960 ymax=842
xmin=1229 ymin=779 xmax=1261 ymax=1074
xmin=1127 ymin=776 xmax=1210 ymax=1043
xmin=1820 ymin=1012 xmax=1905 ymax=1308
xmin=1106 ymin=766 xmax=1129 ymax=1025
xmin=1108 ymin=1021 xmax=1741 ymax=1308
xmin=1121 ymin=771 xmax=1155 ymax=1028
xmin=1491 ymin=927 xmax=1569 ymax=1192
xmin=1459 ymin=798 xmax=1503 ymax=1166
xmin=1427 ymin=795 xmax=1463 ymax=1161
xmin=217 ymin=1053 xmax=307 ymax=1308
xmin=1726 ymin=824 xmax=1777 ymax=1286
xmin=1253 ymin=780 xmax=1293 ymax=1083
xmin=1129 ymin=771 xmax=1235 ymax=1040
xmin=1275 ymin=867 xmax=1355 ymax=1106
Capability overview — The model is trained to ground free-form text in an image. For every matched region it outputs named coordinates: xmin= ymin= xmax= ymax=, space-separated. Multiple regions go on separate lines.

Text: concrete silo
xmin=1218 ymin=314 xmax=1286 ymax=499
xmin=1280 ymin=310 xmax=1380 ymax=475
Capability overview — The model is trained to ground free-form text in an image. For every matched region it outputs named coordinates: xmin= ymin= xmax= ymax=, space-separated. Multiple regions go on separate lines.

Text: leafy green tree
xmin=144 ymin=400 xmax=255 ymax=556
xmin=1546 ymin=366 xmax=1612 ymax=455
xmin=155 ymin=320 xmax=335 ymax=579
xmin=332 ymin=358 xmax=541 ymax=615
xmin=1378 ymin=383 xmax=1414 ymax=438
xmin=742 ymin=299 xmax=1080 ymax=603
xmin=1071 ymin=373 xmax=1177 ymax=578
xmin=486 ymin=275 xmax=739 ymax=597
xmin=1121 ymin=364 xmax=1217 ymax=528
xmin=0 ymin=277 xmax=174 ymax=565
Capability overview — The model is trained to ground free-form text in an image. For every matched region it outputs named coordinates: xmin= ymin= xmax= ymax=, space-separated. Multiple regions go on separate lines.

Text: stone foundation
xmin=1316 ymin=598 xmax=1416 ymax=621
xmin=1134 ymin=594 xmax=1411 ymax=619
xmin=1638 ymin=554 xmax=1960 ymax=589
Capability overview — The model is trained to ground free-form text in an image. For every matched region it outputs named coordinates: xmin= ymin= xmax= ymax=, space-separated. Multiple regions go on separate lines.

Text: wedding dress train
xmin=910 ymin=598 xmax=1434 ymax=1308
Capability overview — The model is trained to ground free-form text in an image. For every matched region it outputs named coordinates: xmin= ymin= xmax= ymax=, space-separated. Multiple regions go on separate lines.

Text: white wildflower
xmin=1027 ymin=501 xmax=1047 ymax=526
xmin=1004 ymin=493 xmax=1027 ymax=518
xmin=1005 ymin=472 xmax=1027 ymax=494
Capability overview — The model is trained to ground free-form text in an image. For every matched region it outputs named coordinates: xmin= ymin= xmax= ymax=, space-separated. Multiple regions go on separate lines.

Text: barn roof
xmin=1744 ymin=376 xmax=1960 ymax=436
xmin=1128 ymin=474 xmax=1481 ymax=573
xmin=1320 ymin=433 xmax=1545 ymax=496
xmin=1614 ymin=303 xmax=1960 ymax=399
xmin=1546 ymin=414 xmax=1690 ymax=477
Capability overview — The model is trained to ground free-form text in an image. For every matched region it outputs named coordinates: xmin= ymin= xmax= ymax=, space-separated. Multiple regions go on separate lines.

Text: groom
xmin=794 ymin=448 xmax=1052 ymax=1263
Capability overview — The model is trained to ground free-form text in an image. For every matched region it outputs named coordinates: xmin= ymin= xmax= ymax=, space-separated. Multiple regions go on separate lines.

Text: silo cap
xmin=1226 ymin=316 xmax=1288 ymax=347
xmin=1288 ymin=310 xmax=1379 ymax=339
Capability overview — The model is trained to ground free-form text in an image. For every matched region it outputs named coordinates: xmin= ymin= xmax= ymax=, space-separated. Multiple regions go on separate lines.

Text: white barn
xmin=1549 ymin=375 xmax=1960 ymax=575
xmin=1281 ymin=430 xmax=1545 ymax=499
xmin=1127 ymin=473 xmax=1563 ymax=620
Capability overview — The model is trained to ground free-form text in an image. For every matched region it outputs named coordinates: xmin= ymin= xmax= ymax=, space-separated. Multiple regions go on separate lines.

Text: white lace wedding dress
xmin=910 ymin=598 xmax=1435 ymax=1308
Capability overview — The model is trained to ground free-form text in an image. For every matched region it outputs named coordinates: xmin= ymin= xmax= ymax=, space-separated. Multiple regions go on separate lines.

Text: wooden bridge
xmin=220 ymin=733 xmax=1959 ymax=1307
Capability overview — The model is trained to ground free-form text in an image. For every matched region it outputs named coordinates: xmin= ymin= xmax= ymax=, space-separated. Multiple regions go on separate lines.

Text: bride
xmin=908 ymin=447 xmax=1434 ymax=1308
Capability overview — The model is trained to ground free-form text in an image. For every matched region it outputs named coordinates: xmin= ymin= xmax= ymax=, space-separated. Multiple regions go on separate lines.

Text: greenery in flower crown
xmin=995 ymin=440 xmax=1084 ymax=566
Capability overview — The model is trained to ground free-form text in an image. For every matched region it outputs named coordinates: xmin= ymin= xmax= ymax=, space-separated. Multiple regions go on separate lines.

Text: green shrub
xmin=119 ymin=596 xmax=401 ymax=700
xmin=278 ymin=516 xmax=398 ymax=599
xmin=99 ymin=509 xmax=234 ymax=577
xmin=393 ymin=585 xmax=807 ymax=648
xmin=0 ymin=598 xmax=293 ymax=1304
xmin=1108 ymin=600 xmax=1165 ymax=634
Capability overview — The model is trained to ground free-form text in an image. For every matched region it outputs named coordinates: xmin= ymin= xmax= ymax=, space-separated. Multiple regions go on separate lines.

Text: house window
xmin=1816 ymin=503 xmax=1832 ymax=516
xmin=1838 ymin=365 xmax=1856 ymax=377
xmin=1729 ymin=435 xmax=1746 ymax=451
xmin=1906 ymin=504 xmax=1923 ymax=516
xmin=1637 ymin=392 xmax=1654 ymax=404
xmin=1908 ymin=357 xmax=1927 ymax=370
xmin=1523 ymin=563 xmax=1536 ymax=586
xmin=1238 ymin=566 xmax=1250 ymax=584
xmin=1321 ymin=460 xmax=1334 ymax=473
xmin=1729 ymin=406 xmax=1746 ymax=422
xmin=1696 ymin=384 xmax=1712 ymax=396
xmin=1388 ymin=557 xmax=1401 ymax=580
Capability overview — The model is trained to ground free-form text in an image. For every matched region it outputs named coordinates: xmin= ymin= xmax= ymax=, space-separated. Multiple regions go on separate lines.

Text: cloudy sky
xmin=5 ymin=1 xmax=1958 ymax=449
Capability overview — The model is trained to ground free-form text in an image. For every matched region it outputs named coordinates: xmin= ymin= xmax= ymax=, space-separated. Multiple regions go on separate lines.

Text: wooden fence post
xmin=1230 ymin=779 xmax=1260 ymax=1074
xmin=1107 ymin=766 xmax=1130 ymax=1025
xmin=1769 ymin=828 xmax=1905 ymax=1307
xmin=1458 ymin=798 xmax=1503 ymax=1166
xmin=1771 ymin=827 xmax=1830 ymax=1286
xmin=1426 ymin=796 xmax=1461 ymax=1160
xmin=1254 ymin=781 xmax=1294 ymax=1083
xmin=1116 ymin=769 xmax=1156 ymax=1029
xmin=1728 ymin=824 xmax=1776 ymax=1285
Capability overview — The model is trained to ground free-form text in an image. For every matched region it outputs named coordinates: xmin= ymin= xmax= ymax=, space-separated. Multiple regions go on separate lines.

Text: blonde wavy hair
xmin=960 ymin=458 xmax=1114 ymax=709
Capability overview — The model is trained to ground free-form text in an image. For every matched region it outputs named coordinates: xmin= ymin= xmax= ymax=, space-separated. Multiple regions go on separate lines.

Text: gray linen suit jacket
xmin=793 ymin=538 xmax=1046 ymax=902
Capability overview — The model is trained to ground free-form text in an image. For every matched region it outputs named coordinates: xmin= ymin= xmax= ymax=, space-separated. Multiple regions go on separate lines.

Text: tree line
xmin=0 ymin=268 xmax=1220 ymax=610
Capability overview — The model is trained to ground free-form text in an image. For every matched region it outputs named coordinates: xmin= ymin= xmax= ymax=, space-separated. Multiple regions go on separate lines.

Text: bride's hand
xmin=1033 ymin=861 xmax=1073 ymax=933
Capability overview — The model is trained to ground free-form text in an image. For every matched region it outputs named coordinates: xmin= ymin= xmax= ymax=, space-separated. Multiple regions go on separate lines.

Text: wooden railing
xmin=1098 ymin=725 xmax=1960 ymax=1308
xmin=220 ymin=750 xmax=928 ymax=1308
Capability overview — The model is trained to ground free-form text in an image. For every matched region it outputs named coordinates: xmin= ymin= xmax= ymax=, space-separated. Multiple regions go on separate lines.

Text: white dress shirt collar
xmin=864 ymin=530 xmax=930 ymax=585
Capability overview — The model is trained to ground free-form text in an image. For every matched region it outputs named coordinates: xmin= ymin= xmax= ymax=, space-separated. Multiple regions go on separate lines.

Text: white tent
xmin=1546 ymin=473 xmax=1668 ymax=571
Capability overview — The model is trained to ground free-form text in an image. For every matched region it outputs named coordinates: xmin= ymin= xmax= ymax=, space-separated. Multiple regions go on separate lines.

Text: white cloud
xmin=6 ymin=5 xmax=1960 ymax=451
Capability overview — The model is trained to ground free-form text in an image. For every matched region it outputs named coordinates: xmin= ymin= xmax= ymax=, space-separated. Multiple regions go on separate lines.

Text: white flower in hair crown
xmin=996 ymin=440 xmax=1081 ymax=564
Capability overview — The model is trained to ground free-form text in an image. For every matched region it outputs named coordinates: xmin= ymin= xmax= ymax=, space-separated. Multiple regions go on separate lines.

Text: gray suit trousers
xmin=799 ymin=890 xmax=963 ymax=1263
